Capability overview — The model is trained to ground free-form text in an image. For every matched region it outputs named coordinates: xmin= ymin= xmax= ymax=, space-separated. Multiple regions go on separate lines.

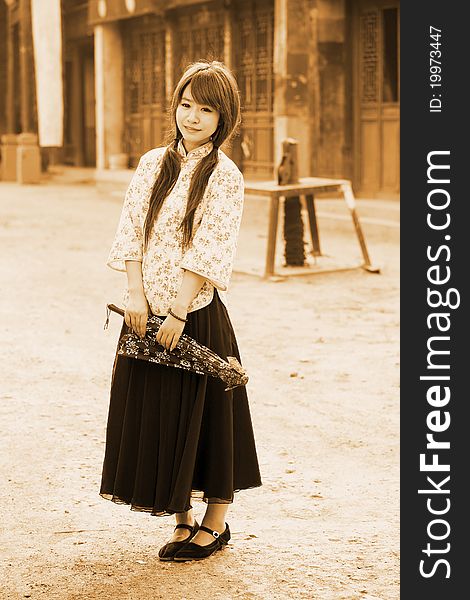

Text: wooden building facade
xmin=83 ymin=0 xmax=277 ymax=180
xmin=1 ymin=0 xmax=400 ymax=196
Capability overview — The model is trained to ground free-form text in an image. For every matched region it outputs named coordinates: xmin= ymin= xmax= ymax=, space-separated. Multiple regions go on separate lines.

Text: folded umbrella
xmin=104 ymin=304 xmax=249 ymax=391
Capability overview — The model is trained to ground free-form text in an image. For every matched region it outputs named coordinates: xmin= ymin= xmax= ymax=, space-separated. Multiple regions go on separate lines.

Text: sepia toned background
xmin=0 ymin=0 xmax=399 ymax=196
xmin=1 ymin=1 xmax=400 ymax=599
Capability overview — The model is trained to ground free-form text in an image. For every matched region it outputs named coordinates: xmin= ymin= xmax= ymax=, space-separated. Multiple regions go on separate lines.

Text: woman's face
xmin=176 ymin=84 xmax=220 ymax=152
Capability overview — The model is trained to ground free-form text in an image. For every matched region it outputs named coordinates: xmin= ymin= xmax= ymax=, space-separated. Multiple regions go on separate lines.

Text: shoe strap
xmin=199 ymin=524 xmax=228 ymax=542
xmin=174 ymin=521 xmax=197 ymax=533
xmin=199 ymin=524 xmax=220 ymax=538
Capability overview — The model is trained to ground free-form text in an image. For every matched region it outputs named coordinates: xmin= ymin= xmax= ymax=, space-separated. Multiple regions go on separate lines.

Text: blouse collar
xmin=177 ymin=138 xmax=214 ymax=161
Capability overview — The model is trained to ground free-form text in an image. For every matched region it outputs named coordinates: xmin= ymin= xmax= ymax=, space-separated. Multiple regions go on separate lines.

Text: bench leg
xmin=305 ymin=194 xmax=321 ymax=256
xmin=340 ymin=182 xmax=380 ymax=273
xmin=265 ymin=196 xmax=280 ymax=278
xmin=351 ymin=207 xmax=372 ymax=266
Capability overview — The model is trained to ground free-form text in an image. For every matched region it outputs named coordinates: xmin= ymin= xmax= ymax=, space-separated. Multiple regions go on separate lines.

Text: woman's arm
xmin=156 ymin=269 xmax=207 ymax=351
xmin=158 ymin=166 xmax=244 ymax=351
xmin=172 ymin=269 xmax=207 ymax=316
xmin=107 ymin=154 xmax=152 ymax=272
xmin=124 ymin=260 xmax=149 ymax=337
xmin=179 ymin=166 xmax=244 ymax=291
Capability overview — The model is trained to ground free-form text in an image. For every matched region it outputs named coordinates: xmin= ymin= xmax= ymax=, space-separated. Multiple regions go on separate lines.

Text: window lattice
xmin=237 ymin=1 xmax=274 ymax=113
xmin=172 ymin=5 xmax=225 ymax=86
xmin=360 ymin=11 xmax=378 ymax=103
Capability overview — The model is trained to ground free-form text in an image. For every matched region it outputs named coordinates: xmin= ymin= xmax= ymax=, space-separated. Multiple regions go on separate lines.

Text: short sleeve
xmin=106 ymin=155 xmax=149 ymax=272
xmin=180 ymin=166 xmax=244 ymax=291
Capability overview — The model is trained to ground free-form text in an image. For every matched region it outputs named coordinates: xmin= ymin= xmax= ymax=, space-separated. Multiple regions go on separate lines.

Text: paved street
xmin=0 ymin=179 xmax=399 ymax=600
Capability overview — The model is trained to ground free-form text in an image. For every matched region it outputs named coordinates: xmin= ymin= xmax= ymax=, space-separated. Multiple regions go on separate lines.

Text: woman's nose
xmin=187 ymin=108 xmax=199 ymax=123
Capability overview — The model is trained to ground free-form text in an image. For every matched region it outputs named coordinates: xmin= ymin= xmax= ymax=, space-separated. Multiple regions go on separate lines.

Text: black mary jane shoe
xmin=158 ymin=520 xmax=200 ymax=562
xmin=173 ymin=523 xmax=231 ymax=562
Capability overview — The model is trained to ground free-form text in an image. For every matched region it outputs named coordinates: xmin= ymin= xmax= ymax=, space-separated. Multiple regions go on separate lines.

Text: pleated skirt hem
xmin=99 ymin=481 xmax=262 ymax=517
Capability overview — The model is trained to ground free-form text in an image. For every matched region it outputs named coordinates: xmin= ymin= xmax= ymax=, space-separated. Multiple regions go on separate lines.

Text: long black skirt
xmin=99 ymin=289 xmax=262 ymax=516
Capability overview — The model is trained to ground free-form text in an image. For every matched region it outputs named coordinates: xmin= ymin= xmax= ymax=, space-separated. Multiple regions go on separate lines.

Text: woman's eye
xmin=181 ymin=103 xmax=190 ymax=108
xmin=202 ymin=108 xmax=212 ymax=113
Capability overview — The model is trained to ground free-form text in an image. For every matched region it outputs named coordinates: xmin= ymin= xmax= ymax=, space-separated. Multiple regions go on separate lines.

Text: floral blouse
xmin=107 ymin=140 xmax=245 ymax=316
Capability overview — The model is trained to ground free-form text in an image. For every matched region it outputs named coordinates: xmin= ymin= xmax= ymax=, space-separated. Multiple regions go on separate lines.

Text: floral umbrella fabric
xmin=104 ymin=304 xmax=249 ymax=392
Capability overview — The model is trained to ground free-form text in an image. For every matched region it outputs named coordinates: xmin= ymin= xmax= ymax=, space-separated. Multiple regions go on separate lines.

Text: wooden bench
xmin=243 ymin=177 xmax=380 ymax=278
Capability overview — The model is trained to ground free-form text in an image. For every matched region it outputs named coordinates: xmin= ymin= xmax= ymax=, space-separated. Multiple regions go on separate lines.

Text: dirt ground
xmin=0 ymin=179 xmax=399 ymax=600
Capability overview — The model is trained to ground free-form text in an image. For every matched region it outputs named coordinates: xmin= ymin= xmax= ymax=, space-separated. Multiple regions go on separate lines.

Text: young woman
xmin=99 ymin=61 xmax=262 ymax=562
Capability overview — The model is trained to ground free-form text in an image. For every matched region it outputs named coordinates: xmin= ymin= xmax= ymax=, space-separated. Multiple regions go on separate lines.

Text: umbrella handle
xmin=104 ymin=304 xmax=125 ymax=330
xmin=105 ymin=304 xmax=163 ymax=331
xmin=107 ymin=303 xmax=125 ymax=317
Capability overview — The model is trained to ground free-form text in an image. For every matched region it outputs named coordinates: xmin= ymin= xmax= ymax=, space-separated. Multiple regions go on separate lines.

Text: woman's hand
xmin=156 ymin=310 xmax=187 ymax=352
xmin=154 ymin=270 xmax=205 ymax=351
xmin=125 ymin=289 xmax=149 ymax=338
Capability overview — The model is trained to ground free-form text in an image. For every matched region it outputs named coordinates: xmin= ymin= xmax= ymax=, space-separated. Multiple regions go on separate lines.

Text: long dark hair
xmin=143 ymin=61 xmax=241 ymax=250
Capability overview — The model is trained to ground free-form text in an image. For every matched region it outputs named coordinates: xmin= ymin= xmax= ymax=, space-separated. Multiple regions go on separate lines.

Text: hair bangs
xmin=187 ymin=70 xmax=226 ymax=112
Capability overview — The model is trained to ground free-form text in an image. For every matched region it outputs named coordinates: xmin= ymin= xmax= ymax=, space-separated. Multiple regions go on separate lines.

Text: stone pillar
xmin=17 ymin=132 xmax=41 ymax=183
xmin=1 ymin=134 xmax=18 ymax=181
xmin=273 ymin=0 xmax=317 ymax=177
xmin=223 ymin=4 xmax=232 ymax=69
xmin=94 ymin=23 xmax=125 ymax=170
xmin=164 ymin=19 xmax=174 ymax=105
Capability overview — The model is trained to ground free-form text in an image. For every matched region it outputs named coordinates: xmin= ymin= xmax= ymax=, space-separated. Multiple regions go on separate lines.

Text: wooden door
xmin=171 ymin=1 xmax=225 ymax=85
xmin=233 ymin=0 xmax=274 ymax=179
xmin=123 ymin=15 xmax=166 ymax=167
xmin=82 ymin=47 xmax=96 ymax=166
xmin=354 ymin=0 xmax=400 ymax=196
